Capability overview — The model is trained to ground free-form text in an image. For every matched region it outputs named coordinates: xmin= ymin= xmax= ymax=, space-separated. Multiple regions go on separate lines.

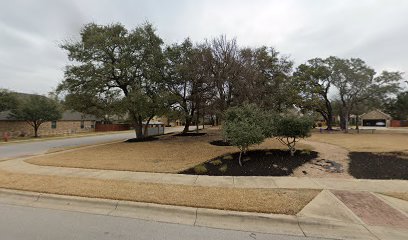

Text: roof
xmin=142 ymin=121 xmax=164 ymax=125
xmin=360 ymin=109 xmax=392 ymax=120
xmin=61 ymin=111 xmax=100 ymax=121
xmin=0 ymin=110 xmax=99 ymax=121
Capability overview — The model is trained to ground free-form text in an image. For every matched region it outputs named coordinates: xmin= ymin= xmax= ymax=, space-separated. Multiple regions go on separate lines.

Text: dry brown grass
xmin=0 ymin=170 xmax=319 ymax=214
xmin=383 ymin=192 xmax=408 ymax=202
xmin=27 ymin=128 xmax=310 ymax=173
xmin=308 ymin=132 xmax=408 ymax=153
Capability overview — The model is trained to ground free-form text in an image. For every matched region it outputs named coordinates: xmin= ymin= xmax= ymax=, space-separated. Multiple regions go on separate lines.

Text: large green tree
xmin=239 ymin=46 xmax=294 ymax=112
xmin=164 ymin=39 xmax=210 ymax=133
xmin=293 ymin=58 xmax=334 ymax=130
xmin=0 ymin=89 xmax=18 ymax=112
xmin=386 ymin=91 xmax=408 ymax=120
xmin=59 ymin=22 xmax=166 ymax=138
xmin=11 ymin=95 xmax=62 ymax=137
xmin=330 ymin=57 xmax=402 ymax=132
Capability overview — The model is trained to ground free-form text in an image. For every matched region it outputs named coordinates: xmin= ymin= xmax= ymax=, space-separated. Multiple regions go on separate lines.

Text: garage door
xmin=362 ymin=119 xmax=386 ymax=127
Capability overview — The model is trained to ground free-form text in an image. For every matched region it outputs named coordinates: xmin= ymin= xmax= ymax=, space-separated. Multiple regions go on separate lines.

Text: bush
xmin=219 ymin=164 xmax=228 ymax=173
xmin=222 ymin=104 xmax=313 ymax=164
xmin=210 ymin=159 xmax=223 ymax=166
xmin=223 ymin=104 xmax=266 ymax=166
xmin=194 ymin=164 xmax=208 ymax=174
xmin=273 ymin=116 xmax=313 ymax=156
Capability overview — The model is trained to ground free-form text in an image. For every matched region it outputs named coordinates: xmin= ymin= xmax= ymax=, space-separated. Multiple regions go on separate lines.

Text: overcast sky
xmin=1 ymin=0 xmax=407 ymax=94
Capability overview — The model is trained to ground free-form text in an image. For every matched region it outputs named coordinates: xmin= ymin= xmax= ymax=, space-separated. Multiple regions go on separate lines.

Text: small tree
xmin=274 ymin=116 xmax=313 ymax=156
xmin=11 ymin=95 xmax=62 ymax=137
xmin=223 ymin=104 xmax=265 ymax=166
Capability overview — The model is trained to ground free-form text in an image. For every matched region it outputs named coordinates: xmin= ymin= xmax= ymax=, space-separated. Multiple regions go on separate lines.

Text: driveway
xmin=0 ymin=126 xmax=196 ymax=160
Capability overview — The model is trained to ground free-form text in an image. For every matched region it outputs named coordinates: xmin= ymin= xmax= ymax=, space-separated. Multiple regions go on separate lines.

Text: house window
xmin=51 ymin=121 xmax=57 ymax=129
xmin=80 ymin=121 xmax=85 ymax=129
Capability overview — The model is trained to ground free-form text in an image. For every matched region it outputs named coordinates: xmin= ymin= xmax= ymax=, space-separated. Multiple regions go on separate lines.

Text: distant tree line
xmin=45 ymin=22 xmax=405 ymax=138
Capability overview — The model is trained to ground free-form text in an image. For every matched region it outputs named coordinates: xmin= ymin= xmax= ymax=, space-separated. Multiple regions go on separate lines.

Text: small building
xmin=0 ymin=110 xmax=99 ymax=138
xmin=142 ymin=121 xmax=165 ymax=136
xmin=360 ymin=110 xmax=392 ymax=127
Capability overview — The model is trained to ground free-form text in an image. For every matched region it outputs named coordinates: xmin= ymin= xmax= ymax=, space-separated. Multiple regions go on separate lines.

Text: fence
xmin=390 ymin=120 xmax=408 ymax=127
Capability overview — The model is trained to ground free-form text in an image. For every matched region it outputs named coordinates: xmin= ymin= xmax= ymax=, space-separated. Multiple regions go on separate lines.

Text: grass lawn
xmin=383 ymin=192 xmax=408 ymax=202
xmin=308 ymin=132 xmax=408 ymax=153
xmin=0 ymin=170 xmax=319 ymax=214
xmin=27 ymin=128 xmax=310 ymax=173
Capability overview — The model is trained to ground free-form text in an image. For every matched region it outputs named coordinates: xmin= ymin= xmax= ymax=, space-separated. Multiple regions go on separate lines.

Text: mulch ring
xmin=349 ymin=152 xmax=408 ymax=180
xmin=180 ymin=149 xmax=318 ymax=176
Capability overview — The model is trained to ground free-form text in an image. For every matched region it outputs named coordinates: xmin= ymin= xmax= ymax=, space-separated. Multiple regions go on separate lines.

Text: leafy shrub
xmin=219 ymin=164 xmax=228 ymax=173
xmin=194 ymin=164 xmax=208 ymax=174
xmin=223 ymin=104 xmax=266 ymax=166
xmin=210 ymin=159 xmax=223 ymax=166
xmin=273 ymin=116 xmax=313 ymax=156
xmin=223 ymin=155 xmax=233 ymax=160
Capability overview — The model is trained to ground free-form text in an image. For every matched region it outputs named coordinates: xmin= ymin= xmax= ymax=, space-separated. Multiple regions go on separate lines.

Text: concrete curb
xmin=0 ymin=188 xmax=390 ymax=239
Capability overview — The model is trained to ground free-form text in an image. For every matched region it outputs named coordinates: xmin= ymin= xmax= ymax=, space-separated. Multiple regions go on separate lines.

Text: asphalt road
xmin=0 ymin=126 xmax=192 ymax=160
xmin=0 ymin=203 xmax=330 ymax=240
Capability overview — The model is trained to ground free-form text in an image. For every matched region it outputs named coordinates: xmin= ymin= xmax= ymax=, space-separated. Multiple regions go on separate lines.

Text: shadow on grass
xmin=175 ymin=132 xmax=207 ymax=137
xmin=180 ymin=149 xmax=318 ymax=176
xmin=209 ymin=140 xmax=232 ymax=146
xmin=124 ymin=136 xmax=159 ymax=143
xmin=349 ymin=152 xmax=408 ymax=180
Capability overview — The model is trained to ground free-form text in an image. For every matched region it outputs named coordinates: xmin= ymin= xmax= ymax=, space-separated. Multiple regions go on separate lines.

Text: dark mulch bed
xmin=180 ymin=149 xmax=318 ymax=176
xmin=175 ymin=132 xmax=207 ymax=137
xmin=125 ymin=136 xmax=159 ymax=143
xmin=209 ymin=140 xmax=232 ymax=146
xmin=349 ymin=152 xmax=408 ymax=180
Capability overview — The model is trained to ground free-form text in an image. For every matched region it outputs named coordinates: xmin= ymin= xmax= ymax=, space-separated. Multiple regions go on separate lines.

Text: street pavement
xmin=0 ymin=203 xmax=330 ymax=240
xmin=0 ymin=126 xmax=193 ymax=160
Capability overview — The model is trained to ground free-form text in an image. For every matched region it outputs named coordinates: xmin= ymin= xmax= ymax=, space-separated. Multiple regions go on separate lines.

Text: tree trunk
xmin=344 ymin=111 xmax=350 ymax=133
xmin=355 ymin=115 xmax=360 ymax=134
xmin=196 ymin=107 xmax=200 ymax=133
xmin=134 ymin=115 xmax=145 ymax=139
xmin=143 ymin=116 xmax=154 ymax=137
xmin=238 ymin=151 xmax=243 ymax=166
xmin=326 ymin=114 xmax=333 ymax=130
xmin=34 ymin=125 xmax=39 ymax=138
xmin=183 ymin=117 xmax=191 ymax=134
xmin=290 ymin=147 xmax=296 ymax=157
xmin=134 ymin=123 xmax=144 ymax=138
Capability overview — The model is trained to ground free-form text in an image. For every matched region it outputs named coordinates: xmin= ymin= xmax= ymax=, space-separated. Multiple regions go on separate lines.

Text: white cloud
xmin=0 ymin=0 xmax=407 ymax=93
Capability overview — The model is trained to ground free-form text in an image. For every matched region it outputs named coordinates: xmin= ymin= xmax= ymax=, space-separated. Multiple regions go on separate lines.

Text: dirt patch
xmin=349 ymin=152 xmax=408 ymax=180
xmin=0 ymin=170 xmax=319 ymax=214
xmin=180 ymin=149 xmax=318 ymax=176
xmin=27 ymin=128 xmax=311 ymax=173
xmin=293 ymin=140 xmax=352 ymax=179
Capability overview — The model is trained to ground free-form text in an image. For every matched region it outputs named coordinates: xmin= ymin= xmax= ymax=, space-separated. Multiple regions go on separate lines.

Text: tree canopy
xmin=59 ymin=22 xmax=166 ymax=138
xmin=0 ymin=89 xmax=18 ymax=112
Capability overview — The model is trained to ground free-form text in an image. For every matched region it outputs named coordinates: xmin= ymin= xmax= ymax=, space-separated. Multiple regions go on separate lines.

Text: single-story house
xmin=360 ymin=109 xmax=392 ymax=127
xmin=0 ymin=110 xmax=99 ymax=137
